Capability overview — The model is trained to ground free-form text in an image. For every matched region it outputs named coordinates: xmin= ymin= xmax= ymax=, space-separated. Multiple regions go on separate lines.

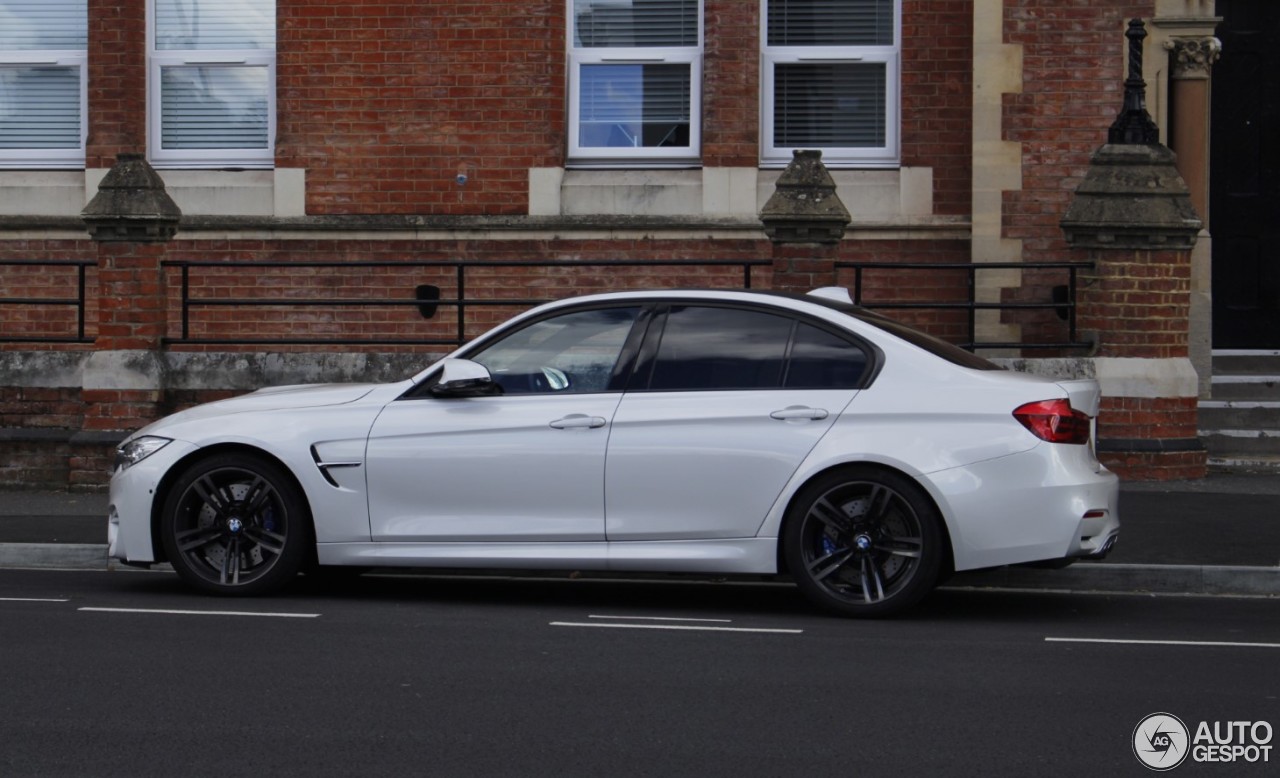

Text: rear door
xmin=604 ymin=304 xmax=869 ymax=540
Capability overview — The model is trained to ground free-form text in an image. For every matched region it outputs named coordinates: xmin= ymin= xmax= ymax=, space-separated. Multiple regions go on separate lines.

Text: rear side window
xmin=785 ymin=323 xmax=867 ymax=388
xmin=644 ymin=305 xmax=869 ymax=391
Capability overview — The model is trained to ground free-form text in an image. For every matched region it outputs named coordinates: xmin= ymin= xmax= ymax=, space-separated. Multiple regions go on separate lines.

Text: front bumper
xmin=107 ymin=439 xmax=198 ymax=564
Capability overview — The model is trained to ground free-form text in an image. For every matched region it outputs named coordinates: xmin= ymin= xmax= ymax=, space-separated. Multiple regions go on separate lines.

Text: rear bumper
xmin=925 ymin=444 xmax=1121 ymax=572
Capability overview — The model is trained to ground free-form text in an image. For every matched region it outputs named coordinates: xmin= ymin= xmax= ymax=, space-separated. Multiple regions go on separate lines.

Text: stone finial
xmin=81 ymin=153 xmax=182 ymax=242
xmin=759 ymin=150 xmax=851 ymax=245
xmin=1108 ymin=19 xmax=1161 ymax=145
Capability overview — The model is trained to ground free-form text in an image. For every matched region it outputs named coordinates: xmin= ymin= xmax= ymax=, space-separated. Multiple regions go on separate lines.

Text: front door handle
xmin=549 ymin=414 xmax=607 ymax=430
xmin=770 ymin=406 xmax=829 ymax=421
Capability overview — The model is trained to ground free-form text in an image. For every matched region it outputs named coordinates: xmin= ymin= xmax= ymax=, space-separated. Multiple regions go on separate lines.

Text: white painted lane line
xmin=553 ymin=621 xmax=801 ymax=634
xmin=0 ymin=597 xmax=70 ymax=603
xmin=588 ymin=614 xmax=733 ymax=623
xmin=1047 ymin=637 xmax=1280 ymax=649
xmin=79 ymin=607 xmax=319 ymax=619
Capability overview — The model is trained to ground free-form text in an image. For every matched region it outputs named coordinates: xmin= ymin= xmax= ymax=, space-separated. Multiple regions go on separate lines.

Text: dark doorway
xmin=1211 ymin=1 xmax=1280 ymax=348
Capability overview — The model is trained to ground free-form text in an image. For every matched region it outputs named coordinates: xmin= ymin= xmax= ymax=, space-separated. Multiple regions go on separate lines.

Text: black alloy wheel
xmin=784 ymin=467 xmax=943 ymax=617
xmin=160 ymin=453 xmax=311 ymax=596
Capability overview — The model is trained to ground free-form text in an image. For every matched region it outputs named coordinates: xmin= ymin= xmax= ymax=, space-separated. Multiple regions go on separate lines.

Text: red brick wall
xmin=1001 ymin=1 xmax=1155 ymax=343
xmin=837 ymin=238 xmax=974 ymax=341
xmin=703 ymin=1 xmax=760 ymax=167
xmin=0 ymin=242 xmax=99 ymax=349
xmin=1098 ymin=396 xmax=1203 ymax=480
xmin=276 ymin=0 xmax=567 ymax=215
xmin=902 ymin=1 xmax=973 ymax=216
xmin=0 ymin=388 xmax=85 ymax=429
xmin=1077 ymin=249 xmax=1191 ymax=359
xmin=1003 ymin=1 xmax=1153 ymax=258
xmin=86 ymin=0 xmax=146 ymax=167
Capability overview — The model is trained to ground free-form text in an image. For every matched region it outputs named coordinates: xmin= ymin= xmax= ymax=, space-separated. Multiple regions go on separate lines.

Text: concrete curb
xmin=1 ymin=543 xmax=1278 ymax=597
xmin=949 ymin=562 xmax=1280 ymax=597
xmin=0 ymin=543 xmax=108 ymax=570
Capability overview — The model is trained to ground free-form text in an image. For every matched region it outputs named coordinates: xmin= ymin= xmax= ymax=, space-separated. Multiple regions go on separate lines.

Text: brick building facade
xmin=0 ymin=1 xmax=1231 ymax=486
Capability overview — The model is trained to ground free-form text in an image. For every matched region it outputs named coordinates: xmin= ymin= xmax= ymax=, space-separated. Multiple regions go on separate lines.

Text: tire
xmin=783 ymin=467 xmax=944 ymax=617
xmin=160 ymin=453 xmax=311 ymax=596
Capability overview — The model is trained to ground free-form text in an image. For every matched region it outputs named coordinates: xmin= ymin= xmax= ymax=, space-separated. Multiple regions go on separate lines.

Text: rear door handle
xmin=550 ymin=414 xmax=607 ymax=430
xmin=770 ymin=406 xmax=829 ymax=421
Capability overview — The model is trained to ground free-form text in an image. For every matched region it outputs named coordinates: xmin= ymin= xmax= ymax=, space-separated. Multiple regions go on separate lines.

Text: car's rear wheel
xmin=160 ymin=453 xmax=310 ymax=596
xmin=784 ymin=467 xmax=943 ymax=617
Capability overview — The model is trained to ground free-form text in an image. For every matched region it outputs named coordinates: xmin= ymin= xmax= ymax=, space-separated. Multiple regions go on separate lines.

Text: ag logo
xmin=1134 ymin=713 xmax=1190 ymax=770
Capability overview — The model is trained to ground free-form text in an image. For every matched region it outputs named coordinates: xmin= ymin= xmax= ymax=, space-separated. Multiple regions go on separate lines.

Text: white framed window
xmin=761 ymin=0 xmax=899 ymax=168
xmin=0 ymin=0 xmax=87 ymax=169
xmin=568 ymin=0 xmax=702 ymax=166
xmin=148 ymin=0 xmax=275 ymax=168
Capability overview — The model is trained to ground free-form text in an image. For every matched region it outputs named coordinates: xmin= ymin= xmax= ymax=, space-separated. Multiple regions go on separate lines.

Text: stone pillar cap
xmin=82 ymin=153 xmax=182 ymax=242
xmin=760 ymin=150 xmax=851 ymax=245
xmin=1061 ymin=143 xmax=1202 ymax=250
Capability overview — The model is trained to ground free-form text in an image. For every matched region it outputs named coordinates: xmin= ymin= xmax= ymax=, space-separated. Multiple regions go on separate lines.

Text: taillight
xmin=1013 ymin=399 xmax=1091 ymax=444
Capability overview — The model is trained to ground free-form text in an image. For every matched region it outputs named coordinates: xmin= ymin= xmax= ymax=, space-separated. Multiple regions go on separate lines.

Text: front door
xmin=365 ymin=305 xmax=643 ymax=542
xmin=1212 ymin=1 xmax=1280 ymax=347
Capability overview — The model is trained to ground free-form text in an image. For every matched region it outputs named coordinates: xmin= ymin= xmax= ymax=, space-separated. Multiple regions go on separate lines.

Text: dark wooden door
xmin=1212 ymin=1 xmax=1280 ymax=348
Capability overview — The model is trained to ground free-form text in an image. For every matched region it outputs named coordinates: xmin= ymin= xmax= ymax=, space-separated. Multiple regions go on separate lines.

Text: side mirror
xmin=429 ymin=358 xmax=503 ymax=398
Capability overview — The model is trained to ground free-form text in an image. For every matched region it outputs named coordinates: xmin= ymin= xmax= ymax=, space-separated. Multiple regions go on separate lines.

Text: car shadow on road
xmin=105 ymin=566 xmax=1128 ymax=626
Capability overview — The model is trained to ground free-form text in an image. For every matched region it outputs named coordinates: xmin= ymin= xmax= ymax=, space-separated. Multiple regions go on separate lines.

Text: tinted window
xmin=799 ymin=295 xmax=1001 ymax=371
xmin=785 ymin=323 xmax=867 ymax=388
xmin=648 ymin=306 xmax=793 ymax=391
xmin=470 ymin=306 xmax=641 ymax=394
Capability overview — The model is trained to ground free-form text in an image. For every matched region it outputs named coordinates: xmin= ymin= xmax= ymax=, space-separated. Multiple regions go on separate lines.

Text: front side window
xmin=568 ymin=0 xmax=701 ymax=166
xmin=149 ymin=0 xmax=275 ymax=168
xmin=761 ymin=0 xmax=899 ymax=167
xmin=470 ymin=307 xmax=642 ymax=395
xmin=0 ymin=0 xmax=87 ymax=168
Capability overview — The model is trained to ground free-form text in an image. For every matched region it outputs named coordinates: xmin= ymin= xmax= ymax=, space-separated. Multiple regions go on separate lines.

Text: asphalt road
xmin=2 ymin=568 xmax=1277 ymax=777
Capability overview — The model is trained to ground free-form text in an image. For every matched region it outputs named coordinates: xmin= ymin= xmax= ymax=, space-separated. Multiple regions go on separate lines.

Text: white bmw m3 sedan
xmin=108 ymin=288 xmax=1119 ymax=616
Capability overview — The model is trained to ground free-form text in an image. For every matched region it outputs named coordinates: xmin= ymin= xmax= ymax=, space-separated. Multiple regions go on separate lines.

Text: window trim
xmin=759 ymin=0 xmax=901 ymax=169
xmin=0 ymin=0 xmax=87 ymax=170
xmin=566 ymin=0 xmax=704 ymax=167
xmin=146 ymin=0 xmax=276 ymax=169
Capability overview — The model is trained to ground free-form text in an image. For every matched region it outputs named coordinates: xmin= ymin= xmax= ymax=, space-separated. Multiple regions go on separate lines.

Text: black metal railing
xmin=1 ymin=258 xmax=1092 ymax=352
xmin=838 ymin=260 xmax=1092 ymax=351
xmin=161 ymin=259 xmax=769 ymax=347
xmin=0 ymin=260 xmax=94 ymax=344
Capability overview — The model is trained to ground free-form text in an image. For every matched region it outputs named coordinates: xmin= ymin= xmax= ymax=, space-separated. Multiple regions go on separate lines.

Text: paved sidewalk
xmin=1 ymin=475 xmax=1277 ymax=596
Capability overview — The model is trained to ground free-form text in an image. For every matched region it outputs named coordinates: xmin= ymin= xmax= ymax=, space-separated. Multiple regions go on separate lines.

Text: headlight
xmin=114 ymin=436 xmax=173 ymax=473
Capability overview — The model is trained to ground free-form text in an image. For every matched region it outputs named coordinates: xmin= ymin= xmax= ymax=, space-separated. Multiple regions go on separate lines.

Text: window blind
xmin=0 ymin=67 xmax=81 ymax=148
xmin=0 ymin=1 xmax=86 ymax=155
xmin=767 ymin=0 xmax=894 ymax=46
xmin=0 ymin=0 xmax=87 ymax=49
xmin=774 ymin=62 xmax=886 ymax=147
xmin=160 ymin=66 xmax=269 ymax=149
xmin=155 ymin=0 xmax=274 ymax=50
xmin=579 ymin=63 xmax=690 ymax=148
xmin=574 ymin=0 xmax=698 ymax=48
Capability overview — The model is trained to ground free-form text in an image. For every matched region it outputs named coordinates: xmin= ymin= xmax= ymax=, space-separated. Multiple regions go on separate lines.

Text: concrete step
xmin=1208 ymin=374 xmax=1280 ymax=401
xmin=1203 ymin=352 xmax=1280 ymax=459
xmin=1212 ymin=349 xmax=1280 ymax=374
xmin=1200 ymin=429 xmax=1280 ymax=457
xmin=1198 ymin=400 xmax=1280 ymax=430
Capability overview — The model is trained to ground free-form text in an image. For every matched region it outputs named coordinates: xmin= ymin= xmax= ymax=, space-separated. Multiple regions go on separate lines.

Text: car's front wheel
xmin=784 ymin=467 xmax=943 ymax=617
xmin=160 ymin=453 xmax=311 ymax=596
